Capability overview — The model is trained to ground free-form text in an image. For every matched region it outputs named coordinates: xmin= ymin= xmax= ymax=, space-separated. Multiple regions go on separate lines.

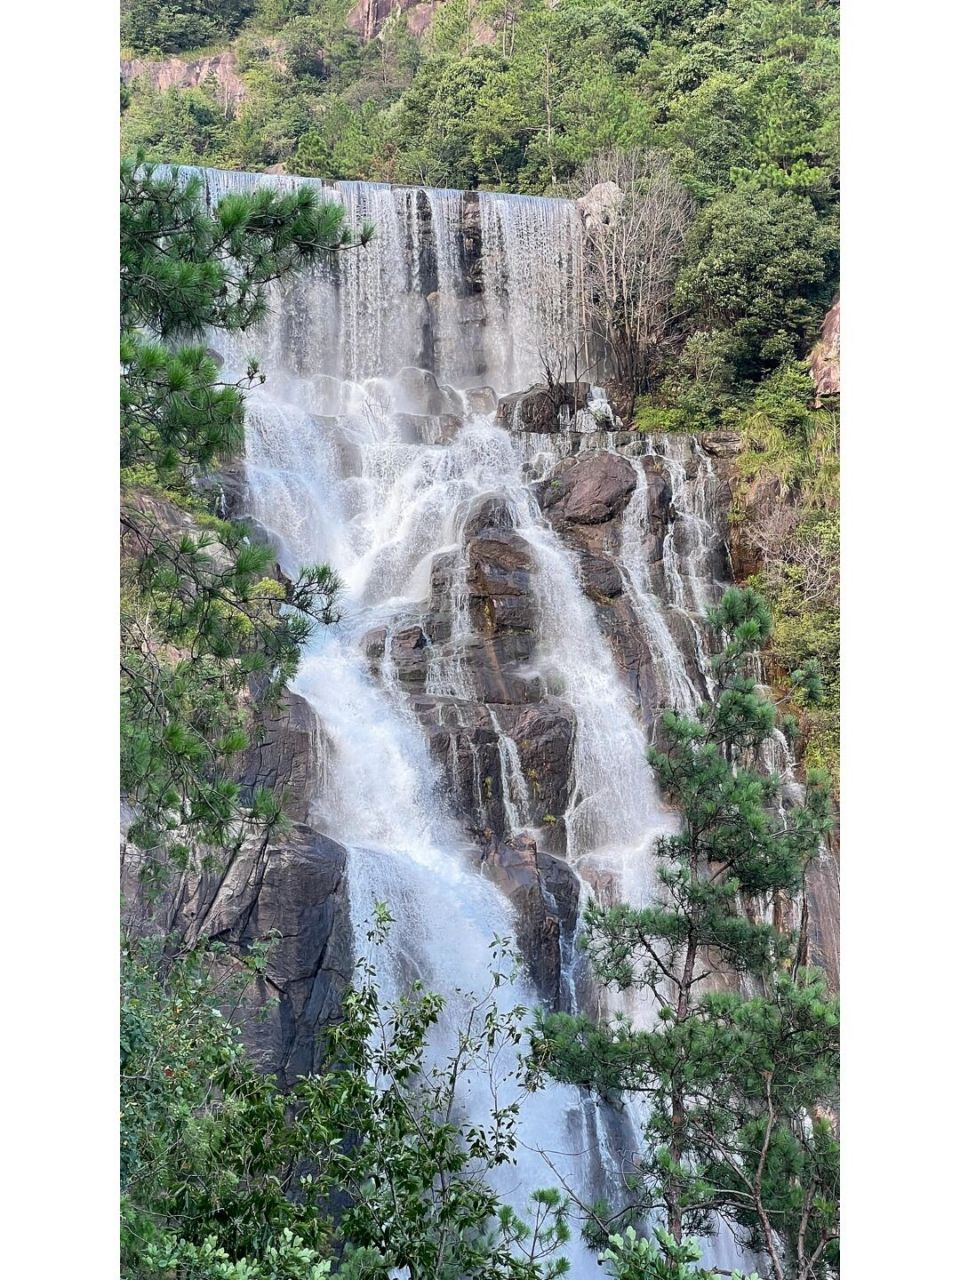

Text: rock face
xmin=121 ymin=822 xmax=351 ymax=1085
xmin=347 ymin=0 xmax=422 ymax=40
xmin=120 ymin=50 xmax=246 ymax=110
xmin=239 ymin=687 xmax=326 ymax=825
xmin=809 ymin=298 xmax=840 ymax=404
xmin=480 ymin=831 xmax=580 ymax=1005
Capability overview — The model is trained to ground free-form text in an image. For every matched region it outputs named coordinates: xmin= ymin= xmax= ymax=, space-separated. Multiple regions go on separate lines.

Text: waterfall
xmin=186 ymin=166 xmax=753 ymax=1273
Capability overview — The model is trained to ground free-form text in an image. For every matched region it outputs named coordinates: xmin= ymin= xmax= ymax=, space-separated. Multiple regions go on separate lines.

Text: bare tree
xmin=576 ymin=149 xmax=694 ymax=416
xmin=532 ymin=337 xmax=612 ymax=428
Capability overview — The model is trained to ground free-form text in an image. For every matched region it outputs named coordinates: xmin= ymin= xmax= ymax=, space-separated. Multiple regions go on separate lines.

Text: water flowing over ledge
xmin=182 ymin=164 xmax=754 ymax=1272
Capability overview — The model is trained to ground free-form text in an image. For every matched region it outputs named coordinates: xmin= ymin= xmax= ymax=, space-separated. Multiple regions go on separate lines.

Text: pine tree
xmin=534 ymin=588 xmax=839 ymax=1280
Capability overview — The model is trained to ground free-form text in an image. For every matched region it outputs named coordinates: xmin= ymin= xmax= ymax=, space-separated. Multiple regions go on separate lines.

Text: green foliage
xmin=600 ymin=1225 xmax=757 ymax=1280
xmin=120 ymin=83 xmax=231 ymax=165
xmin=121 ymin=925 xmax=572 ymax=1278
xmin=674 ymin=187 xmax=838 ymax=385
xmin=534 ymin=588 xmax=839 ymax=1278
xmin=725 ymin=364 xmax=840 ymax=782
xmin=121 ymin=0 xmax=256 ymax=55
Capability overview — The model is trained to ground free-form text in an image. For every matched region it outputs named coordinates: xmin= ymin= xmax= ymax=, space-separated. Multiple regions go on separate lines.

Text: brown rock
xmin=495 ymin=383 xmax=589 ymax=433
xmin=809 ymin=297 xmax=840 ymax=404
xmin=539 ymin=451 xmax=638 ymax=526
xmin=120 ymin=49 xmax=246 ymax=111
xmin=239 ymin=688 xmax=325 ymax=824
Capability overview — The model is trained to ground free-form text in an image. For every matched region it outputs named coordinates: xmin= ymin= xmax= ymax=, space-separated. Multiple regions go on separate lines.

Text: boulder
xmin=464 ymin=385 xmax=498 ymax=416
xmin=495 ymin=383 xmax=589 ymax=433
xmin=576 ymin=181 xmax=624 ymax=231
xmin=538 ymin=450 xmax=638 ymax=526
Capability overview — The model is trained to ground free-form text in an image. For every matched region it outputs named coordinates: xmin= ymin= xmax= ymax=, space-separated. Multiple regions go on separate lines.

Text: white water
xmin=186 ymin=167 xmax=755 ymax=1273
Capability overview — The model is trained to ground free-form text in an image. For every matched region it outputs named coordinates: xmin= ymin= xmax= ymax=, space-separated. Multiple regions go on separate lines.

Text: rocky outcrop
xmin=496 ymin=383 xmax=589 ymax=433
xmin=347 ymin=0 xmax=488 ymax=41
xmin=347 ymin=0 xmax=421 ymax=40
xmin=121 ymin=822 xmax=351 ymax=1085
xmin=120 ymin=49 xmax=246 ymax=110
xmin=804 ymin=842 xmax=840 ymax=990
xmin=359 ymin=491 xmax=576 ymax=865
xmin=576 ymin=181 xmax=624 ymax=231
xmin=480 ymin=831 xmax=580 ymax=1006
xmin=810 ymin=298 xmax=840 ymax=404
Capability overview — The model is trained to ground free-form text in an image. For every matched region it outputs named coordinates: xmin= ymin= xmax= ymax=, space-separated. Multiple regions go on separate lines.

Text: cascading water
xmin=186 ymin=166 xmax=754 ymax=1273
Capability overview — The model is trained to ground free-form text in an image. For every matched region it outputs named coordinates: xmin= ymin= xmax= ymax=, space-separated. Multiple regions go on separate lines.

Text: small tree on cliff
xmin=533 ymin=588 xmax=839 ymax=1280
xmin=120 ymin=158 xmax=371 ymax=867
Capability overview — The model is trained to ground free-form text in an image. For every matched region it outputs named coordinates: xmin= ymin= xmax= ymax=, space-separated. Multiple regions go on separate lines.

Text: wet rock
xmin=467 ymin=529 xmax=538 ymax=635
xmin=464 ymin=385 xmax=498 ymax=415
xmin=412 ymin=697 xmax=506 ymax=831
xmin=494 ymin=701 xmax=576 ymax=842
xmin=393 ymin=366 xmax=463 ymax=417
xmin=495 ymin=383 xmax=589 ymax=433
xmin=121 ymin=823 xmax=351 ymax=1085
xmin=361 ymin=626 xmax=387 ymax=669
xmin=394 ymin=412 xmax=463 ymax=445
xmin=579 ymin=550 xmax=624 ymax=602
xmin=539 ymin=450 xmax=637 ymax=526
xmin=390 ymin=625 xmax=432 ymax=686
xmin=462 ymin=493 xmax=513 ymax=538
xmin=480 ymin=830 xmax=580 ymax=1006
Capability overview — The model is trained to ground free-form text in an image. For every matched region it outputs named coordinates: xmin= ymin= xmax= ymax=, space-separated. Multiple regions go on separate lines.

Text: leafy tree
xmin=121 ymin=0 xmax=256 ymax=55
xmin=534 ymin=588 xmax=838 ymax=1279
xmin=121 ymin=920 xmax=572 ymax=1278
xmin=600 ymin=1226 xmax=756 ymax=1280
xmin=120 ymin=158 xmax=370 ymax=864
xmin=120 ymin=82 xmax=230 ymax=165
xmin=675 ymin=186 xmax=838 ymax=383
